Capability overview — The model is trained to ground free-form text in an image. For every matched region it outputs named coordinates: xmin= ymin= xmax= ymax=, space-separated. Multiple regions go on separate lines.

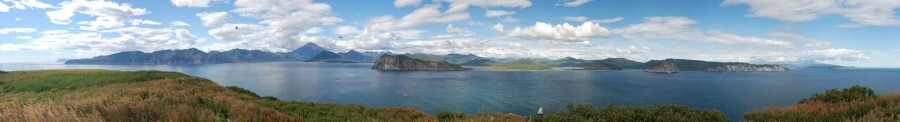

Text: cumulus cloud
xmin=46 ymin=0 xmax=151 ymax=30
xmin=0 ymin=0 xmax=54 ymax=12
xmin=556 ymin=0 xmax=592 ymax=7
xmin=492 ymin=22 xmax=612 ymax=42
xmin=170 ymin=21 xmax=191 ymax=27
xmin=171 ymin=0 xmax=225 ymax=8
xmin=196 ymin=11 xmax=231 ymax=27
xmin=615 ymin=16 xmax=793 ymax=47
xmin=485 ymin=10 xmax=515 ymax=17
xmin=0 ymin=28 xmax=37 ymax=34
xmin=205 ymin=0 xmax=344 ymax=52
xmin=723 ymin=0 xmax=900 ymax=27
xmin=393 ymin=0 xmax=422 ymax=8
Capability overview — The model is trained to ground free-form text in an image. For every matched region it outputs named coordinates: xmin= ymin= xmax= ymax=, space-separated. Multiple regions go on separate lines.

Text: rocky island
xmin=372 ymin=55 xmax=472 ymax=71
xmin=645 ymin=60 xmax=679 ymax=73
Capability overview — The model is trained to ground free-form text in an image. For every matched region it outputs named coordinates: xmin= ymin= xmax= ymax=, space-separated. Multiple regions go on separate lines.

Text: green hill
xmin=488 ymin=59 xmax=552 ymax=70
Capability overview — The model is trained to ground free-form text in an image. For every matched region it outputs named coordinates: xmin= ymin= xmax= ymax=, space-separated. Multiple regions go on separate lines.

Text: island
xmin=371 ymin=55 xmax=472 ymax=71
xmin=643 ymin=59 xmax=789 ymax=73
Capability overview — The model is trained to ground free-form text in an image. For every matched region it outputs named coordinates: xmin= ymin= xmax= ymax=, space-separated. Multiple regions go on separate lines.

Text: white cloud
xmin=500 ymin=16 xmax=520 ymax=23
xmin=332 ymin=25 xmax=360 ymax=35
xmin=0 ymin=0 xmax=54 ymax=12
xmin=171 ymin=0 xmax=224 ymax=8
xmin=0 ymin=28 xmax=37 ymax=34
xmin=393 ymin=0 xmax=422 ymax=8
xmin=564 ymin=16 xmax=588 ymax=22
xmin=434 ymin=0 xmax=532 ymax=8
xmin=556 ymin=0 xmax=592 ymax=7
xmin=196 ymin=11 xmax=231 ymax=27
xmin=589 ymin=17 xmax=623 ymax=23
xmin=170 ymin=21 xmax=191 ymax=27
xmin=723 ymin=0 xmax=900 ymax=27
xmin=802 ymin=48 xmax=869 ymax=61
xmin=1 ymin=28 xmax=200 ymax=56
xmin=437 ymin=24 xmax=474 ymax=38
xmin=493 ymin=22 xmax=612 ymax=42
xmin=616 ymin=17 xmax=793 ymax=47
xmin=485 ymin=10 xmax=515 ymax=17
xmin=46 ymin=0 xmax=150 ymax=30
xmin=367 ymin=4 xmax=470 ymax=31
xmin=209 ymin=0 xmax=345 ymax=52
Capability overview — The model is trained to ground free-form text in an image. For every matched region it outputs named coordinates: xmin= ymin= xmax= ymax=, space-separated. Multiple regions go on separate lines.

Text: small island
xmin=372 ymin=55 xmax=472 ymax=71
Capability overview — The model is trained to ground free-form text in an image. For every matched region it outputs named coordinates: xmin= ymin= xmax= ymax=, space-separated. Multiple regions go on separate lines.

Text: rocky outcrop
xmin=704 ymin=64 xmax=789 ymax=72
xmin=645 ymin=60 xmax=679 ymax=73
xmin=372 ymin=55 xmax=472 ymax=71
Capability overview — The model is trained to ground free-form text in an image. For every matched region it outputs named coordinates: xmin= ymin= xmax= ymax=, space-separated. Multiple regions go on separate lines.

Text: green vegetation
xmin=799 ymin=84 xmax=875 ymax=103
xmin=0 ymin=70 xmax=6 ymax=74
xmin=745 ymin=85 xmax=900 ymax=121
xmin=532 ymin=104 xmax=727 ymax=122
xmin=488 ymin=59 xmax=552 ymax=70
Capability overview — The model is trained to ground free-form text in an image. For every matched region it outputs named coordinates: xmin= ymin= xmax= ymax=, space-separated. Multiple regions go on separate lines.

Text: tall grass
xmin=745 ymin=85 xmax=900 ymax=121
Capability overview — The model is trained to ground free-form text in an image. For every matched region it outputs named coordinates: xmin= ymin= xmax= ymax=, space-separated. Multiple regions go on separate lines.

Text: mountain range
xmin=65 ymin=43 xmax=849 ymax=71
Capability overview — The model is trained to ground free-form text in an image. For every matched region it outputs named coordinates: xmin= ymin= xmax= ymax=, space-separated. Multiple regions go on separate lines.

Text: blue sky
xmin=1 ymin=0 xmax=899 ymax=67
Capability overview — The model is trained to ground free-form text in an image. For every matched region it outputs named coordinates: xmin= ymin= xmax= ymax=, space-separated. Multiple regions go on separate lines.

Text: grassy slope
xmin=745 ymin=85 xmax=900 ymax=121
xmin=0 ymin=70 xmax=521 ymax=121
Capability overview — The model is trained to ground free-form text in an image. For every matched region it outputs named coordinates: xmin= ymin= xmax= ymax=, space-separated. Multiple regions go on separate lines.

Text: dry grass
xmin=745 ymin=92 xmax=900 ymax=121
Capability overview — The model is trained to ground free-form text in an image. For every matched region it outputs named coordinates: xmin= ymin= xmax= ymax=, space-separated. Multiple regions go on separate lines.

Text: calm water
xmin=2 ymin=62 xmax=899 ymax=121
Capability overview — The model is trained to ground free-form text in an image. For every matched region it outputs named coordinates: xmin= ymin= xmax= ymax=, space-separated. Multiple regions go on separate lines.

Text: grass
xmin=0 ymin=69 xmax=735 ymax=121
xmin=531 ymin=103 xmax=727 ymax=122
xmin=745 ymin=85 xmax=900 ymax=121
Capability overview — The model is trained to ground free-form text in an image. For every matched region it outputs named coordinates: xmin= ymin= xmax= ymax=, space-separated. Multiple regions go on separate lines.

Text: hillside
xmin=0 ymin=70 xmax=518 ymax=121
xmin=745 ymin=85 xmax=900 ymax=121
xmin=487 ymin=59 xmax=552 ymax=70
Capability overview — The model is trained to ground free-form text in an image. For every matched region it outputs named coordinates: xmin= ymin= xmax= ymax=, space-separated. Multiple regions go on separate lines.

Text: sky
xmin=0 ymin=0 xmax=899 ymax=67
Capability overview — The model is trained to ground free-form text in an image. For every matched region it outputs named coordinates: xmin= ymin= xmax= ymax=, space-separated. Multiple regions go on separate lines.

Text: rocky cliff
xmin=645 ymin=60 xmax=679 ymax=73
xmin=372 ymin=55 xmax=472 ymax=71
xmin=704 ymin=64 xmax=789 ymax=72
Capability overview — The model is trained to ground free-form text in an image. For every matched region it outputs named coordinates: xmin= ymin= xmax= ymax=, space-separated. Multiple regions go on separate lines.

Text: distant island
xmin=67 ymin=42 xmax=855 ymax=72
xmin=372 ymin=55 xmax=471 ymax=71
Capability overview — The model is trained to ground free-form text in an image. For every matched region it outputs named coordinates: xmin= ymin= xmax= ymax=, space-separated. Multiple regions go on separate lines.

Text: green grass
xmin=0 ymin=71 xmax=188 ymax=93
xmin=745 ymin=85 xmax=900 ymax=121
xmin=531 ymin=103 xmax=727 ymax=122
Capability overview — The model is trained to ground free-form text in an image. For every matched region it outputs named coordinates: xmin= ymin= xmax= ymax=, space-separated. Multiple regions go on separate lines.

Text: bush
xmin=0 ymin=70 xmax=7 ymax=74
xmin=799 ymin=84 xmax=875 ymax=103
xmin=532 ymin=103 xmax=727 ymax=122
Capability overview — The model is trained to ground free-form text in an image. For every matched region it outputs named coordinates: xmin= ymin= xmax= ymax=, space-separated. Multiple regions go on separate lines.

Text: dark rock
xmin=645 ymin=60 xmax=679 ymax=73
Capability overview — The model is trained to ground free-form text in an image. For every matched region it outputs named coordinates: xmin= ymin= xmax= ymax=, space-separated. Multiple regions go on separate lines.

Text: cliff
xmin=704 ymin=64 xmax=789 ymax=72
xmin=372 ymin=55 xmax=472 ymax=71
xmin=645 ymin=60 xmax=679 ymax=73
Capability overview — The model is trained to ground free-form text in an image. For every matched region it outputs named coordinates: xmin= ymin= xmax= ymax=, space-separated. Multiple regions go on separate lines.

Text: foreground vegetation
xmin=745 ymin=85 xmax=900 ymax=121
xmin=0 ymin=69 xmax=733 ymax=121
xmin=531 ymin=104 xmax=727 ymax=122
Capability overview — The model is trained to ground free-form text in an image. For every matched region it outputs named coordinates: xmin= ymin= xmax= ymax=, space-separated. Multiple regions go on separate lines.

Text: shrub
xmin=533 ymin=103 xmax=727 ymax=122
xmin=799 ymin=84 xmax=875 ymax=103
xmin=0 ymin=70 xmax=7 ymax=74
